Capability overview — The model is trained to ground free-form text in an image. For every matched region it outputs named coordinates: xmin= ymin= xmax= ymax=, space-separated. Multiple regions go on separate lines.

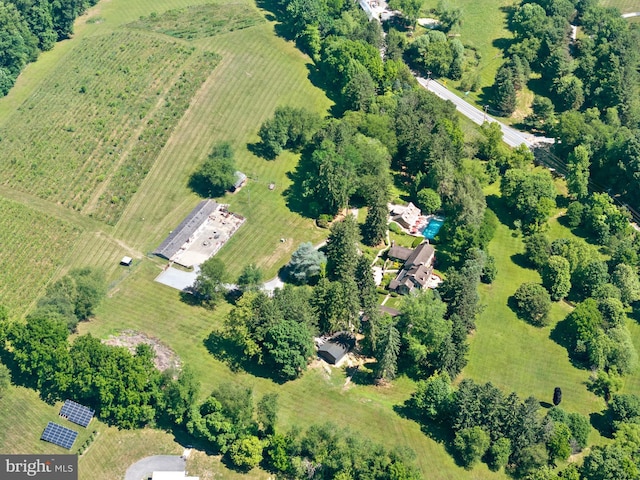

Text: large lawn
xmin=600 ymin=0 xmax=640 ymax=13
xmin=2 ymin=0 xmax=640 ymax=478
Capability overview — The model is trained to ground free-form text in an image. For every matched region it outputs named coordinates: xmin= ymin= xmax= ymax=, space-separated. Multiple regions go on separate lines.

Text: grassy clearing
xmin=463 ymin=184 xmax=606 ymax=448
xmin=0 ymin=197 xmax=81 ymax=315
xmin=129 ymin=3 xmax=265 ymax=39
xmin=600 ymin=0 xmax=640 ymax=13
xmin=0 ymin=386 xmax=98 ymax=456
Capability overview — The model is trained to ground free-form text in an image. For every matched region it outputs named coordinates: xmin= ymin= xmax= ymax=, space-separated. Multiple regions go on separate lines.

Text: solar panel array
xmin=60 ymin=399 xmax=95 ymax=427
xmin=41 ymin=422 xmax=78 ymax=450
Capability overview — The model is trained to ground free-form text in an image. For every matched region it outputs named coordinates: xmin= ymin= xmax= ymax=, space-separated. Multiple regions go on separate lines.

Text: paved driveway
xmin=124 ymin=455 xmax=185 ymax=480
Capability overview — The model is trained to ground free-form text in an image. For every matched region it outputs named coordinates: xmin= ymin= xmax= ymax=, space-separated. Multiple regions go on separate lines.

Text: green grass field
xmin=0 ymin=197 xmax=81 ymax=315
xmin=0 ymin=29 xmax=217 ymax=224
xmin=601 ymin=0 xmax=640 ymax=13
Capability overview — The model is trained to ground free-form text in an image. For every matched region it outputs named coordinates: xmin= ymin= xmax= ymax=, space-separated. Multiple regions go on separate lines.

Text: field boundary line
xmin=112 ymin=52 xmax=232 ymax=238
xmin=81 ymin=52 xmax=203 ymax=216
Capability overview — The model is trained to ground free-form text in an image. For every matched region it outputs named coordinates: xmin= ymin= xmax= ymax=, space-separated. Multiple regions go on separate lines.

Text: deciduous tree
xmin=513 ymin=282 xmax=552 ymax=326
xmin=193 ymin=257 xmax=227 ymax=307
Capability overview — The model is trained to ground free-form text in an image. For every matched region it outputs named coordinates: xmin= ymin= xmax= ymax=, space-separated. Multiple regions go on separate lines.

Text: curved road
xmin=416 ymin=77 xmax=555 ymax=149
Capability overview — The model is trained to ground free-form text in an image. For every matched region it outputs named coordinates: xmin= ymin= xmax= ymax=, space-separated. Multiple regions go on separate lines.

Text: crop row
xmin=90 ymin=50 xmax=220 ymax=225
xmin=0 ymin=198 xmax=81 ymax=314
xmin=0 ymin=30 xmax=197 ymax=218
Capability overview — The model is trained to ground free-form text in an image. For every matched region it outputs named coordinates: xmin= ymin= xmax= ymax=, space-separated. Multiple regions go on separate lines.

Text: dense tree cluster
xmin=189 ymin=142 xmax=237 ymax=197
xmin=0 ymin=0 xmax=98 ymax=95
xmin=407 ymin=31 xmax=465 ymax=80
xmin=409 ymin=377 xmax=590 ymax=474
xmin=518 ymin=224 xmax=640 ymax=397
xmin=29 ymin=267 xmax=106 ymax=331
xmin=188 ymin=382 xmax=420 ymax=476
xmin=276 ymin=0 xmax=412 ymax=111
xmin=498 ymin=0 xmax=640 ymax=214
xmin=1 ymin=315 xmax=194 ymax=428
xmin=223 ymin=287 xmax=316 ymax=380
xmin=500 ymin=168 xmax=557 ymax=232
xmin=564 ymin=298 xmax=637 ymax=376
xmin=256 ymin=106 xmax=323 ymax=159
xmin=296 ymin=119 xmax=391 ymax=217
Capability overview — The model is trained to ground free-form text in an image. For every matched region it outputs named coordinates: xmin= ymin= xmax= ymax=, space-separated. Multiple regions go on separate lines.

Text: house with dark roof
xmin=154 ymin=200 xmax=218 ymax=261
xmin=317 ymin=332 xmax=356 ymax=365
xmin=388 ymin=244 xmax=413 ymax=263
xmin=388 ymin=242 xmax=435 ymax=295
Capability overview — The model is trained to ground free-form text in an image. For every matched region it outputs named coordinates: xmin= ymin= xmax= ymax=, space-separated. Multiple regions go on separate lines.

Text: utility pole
xmin=483 ymin=105 xmax=489 ymax=122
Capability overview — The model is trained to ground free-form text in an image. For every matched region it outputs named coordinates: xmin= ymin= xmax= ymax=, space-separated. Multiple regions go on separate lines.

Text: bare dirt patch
xmin=103 ymin=330 xmax=180 ymax=372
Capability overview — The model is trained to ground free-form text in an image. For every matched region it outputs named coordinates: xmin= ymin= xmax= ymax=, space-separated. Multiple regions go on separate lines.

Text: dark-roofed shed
xmin=154 ymin=200 xmax=217 ymax=261
xmin=317 ymin=332 xmax=356 ymax=365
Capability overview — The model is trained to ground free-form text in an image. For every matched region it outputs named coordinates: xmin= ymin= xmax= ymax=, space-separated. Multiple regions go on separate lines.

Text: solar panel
xmin=60 ymin=399 xmax=95 ymax=428
xmin=41 ymin=422 xmax=78 ymax=450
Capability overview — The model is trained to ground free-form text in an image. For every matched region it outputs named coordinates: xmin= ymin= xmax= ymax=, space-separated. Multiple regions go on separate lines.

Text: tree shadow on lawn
xmin=486 ymin=194 xmax=516 ymax=230
xmin=549 ymin=317 xmax=590 ymax=370
xmin=347 ymin=361 xmax=377 ymax=386
xmin=394 ymin=403 xmax=452 ymax=444
xmin=510 ymin=252 xmax=532 ymax=270
xmin=247 ymin=140 xmax=276 ymax=161
xmin=394 ymin=402 xmax=460 ymax=463
xmin=590 ymin=410 xmax=614 ymax=439
xmin=203 ymin=330 xmax=287 ymax=384
xmin=283 ymin=162 xmax=319 ymax=219
xmin=254 ymin=0 xmax=295 ymax=41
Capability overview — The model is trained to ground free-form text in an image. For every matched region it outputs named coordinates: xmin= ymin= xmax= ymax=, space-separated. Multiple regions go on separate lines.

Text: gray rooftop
xmin=388 ymin=245 xmax=413 ymax=262
xmin=154 ymin=200 xmax=218 ymax=260
xmin=406 ymin=242 xmax=434 ymax=267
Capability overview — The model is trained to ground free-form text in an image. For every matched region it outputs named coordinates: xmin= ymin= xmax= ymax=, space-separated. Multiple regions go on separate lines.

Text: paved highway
xmin=416 ymin=76 xmax=555 ymax=149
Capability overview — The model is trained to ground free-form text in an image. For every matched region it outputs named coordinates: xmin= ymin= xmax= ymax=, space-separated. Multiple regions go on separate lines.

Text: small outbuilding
xmin=120 ymin=256 xmax=133 ymax=266
xmin=317 ymin=332 xmax=356 ymax=365
xmin=232 ymin=171 xmax=247 ymax=192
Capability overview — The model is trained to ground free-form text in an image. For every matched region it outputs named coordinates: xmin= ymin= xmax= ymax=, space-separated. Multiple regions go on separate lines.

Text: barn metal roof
xmin=154 ymin=200 xmax=218 ymax=260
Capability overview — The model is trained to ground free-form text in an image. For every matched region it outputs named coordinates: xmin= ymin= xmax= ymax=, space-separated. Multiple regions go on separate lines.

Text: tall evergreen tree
xmin=376 ymin=320 xmax=400 ymax=382
xmin=566 ymin=145 xmax=590 ymax=200
xmin=325 ymin=215 xmax=359 ymax=281
xmin=362 ymin=197 xmax=388 ymax=246
xmin=355 ymin=255 xmax=377 ymax=313
xmin=493 ymin=65 xmax=517 ymax=115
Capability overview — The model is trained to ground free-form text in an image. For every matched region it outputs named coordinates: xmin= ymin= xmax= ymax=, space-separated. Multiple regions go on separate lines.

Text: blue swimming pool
xmin=421 ymin=217 xmax=444 ymax=239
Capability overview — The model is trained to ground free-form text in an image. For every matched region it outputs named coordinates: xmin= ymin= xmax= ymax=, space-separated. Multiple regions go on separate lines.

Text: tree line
xmin=187 ymin=383 xmax=420 ymax=477
xmin=0 ymin=0 xmax=98 ymax=95
xmin=409 ymin=376 xmax=591 ymax=475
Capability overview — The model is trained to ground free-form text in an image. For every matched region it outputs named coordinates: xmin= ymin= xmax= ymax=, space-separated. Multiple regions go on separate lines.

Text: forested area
xmin=0 ymin=0 xmax=98 ymax=95
xmin=493 ymin=0 xmax=640 ymax=213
